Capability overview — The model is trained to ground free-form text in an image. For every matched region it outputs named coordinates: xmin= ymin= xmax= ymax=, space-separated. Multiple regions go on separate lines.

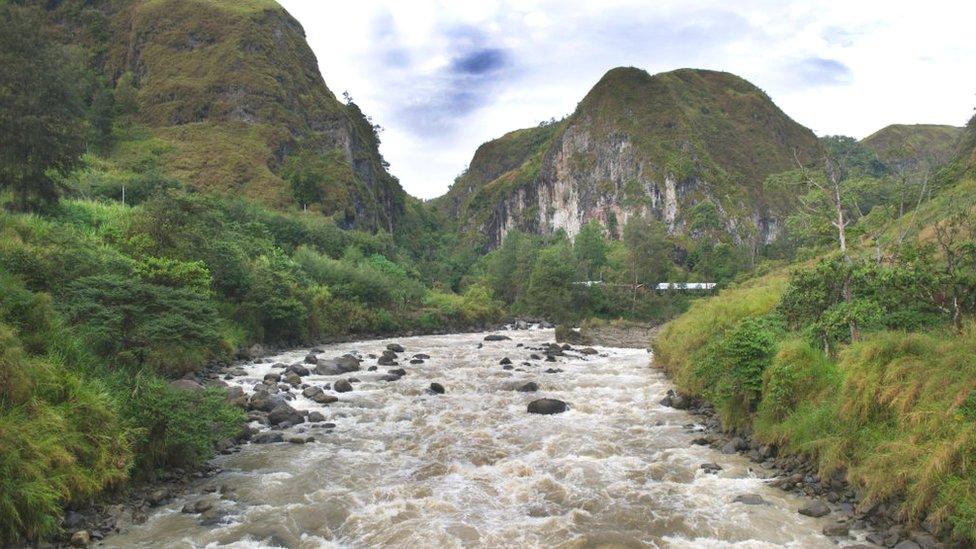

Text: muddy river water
xmin=102 ymin=328 xmax=853 ymax=548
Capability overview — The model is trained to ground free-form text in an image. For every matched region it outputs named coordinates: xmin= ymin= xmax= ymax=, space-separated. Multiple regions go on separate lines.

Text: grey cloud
xmin=795 ymin=56 xmax=853 ymax=86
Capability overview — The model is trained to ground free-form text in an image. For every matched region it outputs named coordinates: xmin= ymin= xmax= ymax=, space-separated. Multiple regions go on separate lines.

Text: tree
xmin=574 ymin=219 xmax=607 ymax=280
xmin=0 ymin=5 xmax=88 ymax=210
xmin=524 ymin=241 xmax=578 ymax=321
xmin=622 ymin=215 xmax=671 ymax=312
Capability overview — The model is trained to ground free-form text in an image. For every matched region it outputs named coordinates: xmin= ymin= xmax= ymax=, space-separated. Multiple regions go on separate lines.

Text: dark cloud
xmin=367 ymin=21 xmax=515 ymax=138
xmin=795 ymin=56 xmax=853 ymax=86
xmin=451 ymin=48 xmax=508 ymax=75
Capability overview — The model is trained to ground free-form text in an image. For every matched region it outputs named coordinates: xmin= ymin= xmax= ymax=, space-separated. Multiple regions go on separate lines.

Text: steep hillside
xmin=40 ymin=0 xmax=404 ymax=229
xmin=440 ymin=67 xmax=821 ymax=248
xmin=861 ymin=123 xmax=963 ymax=173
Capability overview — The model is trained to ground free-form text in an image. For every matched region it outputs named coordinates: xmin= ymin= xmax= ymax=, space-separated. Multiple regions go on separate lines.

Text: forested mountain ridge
xmin=37 ymin=0 xmax=404 ymax=229
xmin=438 ymin=67 xmax=822 ymax=249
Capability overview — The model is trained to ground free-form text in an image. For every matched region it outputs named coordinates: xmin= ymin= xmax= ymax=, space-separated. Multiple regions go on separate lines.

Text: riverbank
xmin=651 ymin=273 xmax=975 ymax=548
xmin=656 ymin=390 xmax=949 ymax=548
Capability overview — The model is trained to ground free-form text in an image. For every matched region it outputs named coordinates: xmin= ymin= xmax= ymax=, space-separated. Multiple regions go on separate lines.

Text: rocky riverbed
xmin=92 ymin=328 xmax=895 ymax=547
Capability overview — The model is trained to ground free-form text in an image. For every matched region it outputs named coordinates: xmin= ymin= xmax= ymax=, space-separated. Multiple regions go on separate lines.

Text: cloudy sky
xmin=279 ymin=0 xmax=976 ymax=199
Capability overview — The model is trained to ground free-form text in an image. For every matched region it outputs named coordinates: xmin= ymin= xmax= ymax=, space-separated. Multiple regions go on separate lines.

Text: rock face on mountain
xmin=438 ymin=67 xmax=821 ymax=248
xmin=41 ymin=0 xmax=403 ymax=229
xmin=861 ymin=124 xmax=964 ymax=173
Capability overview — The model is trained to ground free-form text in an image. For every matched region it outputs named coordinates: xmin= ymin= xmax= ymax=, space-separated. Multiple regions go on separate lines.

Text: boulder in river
xmin=286 ymin=364 xmax=310 ymax=376
xmin=660 ymin=389 xmax=691 ymax=410
xmin=334 ymin=379 xmax=353 ymax=393
xmin=247 ymin=391 xmax=283 ymax=412
xmin=517 ymin=381 xmax=539 ymax=392
xmin=304 ymin=353 xmax=318 ymax=364
xmin=335 ymin=354 xmax=361 ymax=373
xmin=409 ymin=358 xmax=424 ymax=364
xmin=181 ymin=498 xmax=214 ymax=514
xmin=283 ymin=373 xmax=301 ymax=386
xmin=314 ymin=359 xmax=343 ymax=376
xmin=311 ymin=392 xmax=338 ymax=404
xmin=307 ymin=411 xmax=326 ymax=422
xmin=69 ymin=530 xmax=90 ymax=548
xmin=822 ymin=521 xmax=850 ymax=537
xmin=700 ymin=463 xmax=723 ymax=474
xmin=527 ymin=398 xmax=569 ymax=415
xmin=483 ymin=334 xmax=511 ymax=341
xmin=387 ymin=368 xmax=407 ymax=376
xmin=414 ymin=354 xmax=430 ymax=359
xmin=264 ymin=373 xmax=281 ymax=383
xmin=429 ymin=382 xmax=445 ymax=394
xmin=268 ymin=403 xmax=304 ymax=426
xmin=378 ymin=374 xmax=402 ymax=382
xmin=225 ymin=386 xmax=246 ymax=408
xmin=500 ymin=357 xmax=512 ymax=365
xmin=733 ymin=494 xmax=768 ymax=505
xmin=252 ymin=432 xmax=284 ymax=444
xmin=387 ymin=343 xmax=406 ymax=352
xmin=798 ymin=501 xmax=830 ymax=517
xmin=302 ymin=386 xmax=323 ymax=399
xmin=378 ymin=354 xmax=397 ymax=366
xmin=579 ymin=347 xmax=599 ymax=355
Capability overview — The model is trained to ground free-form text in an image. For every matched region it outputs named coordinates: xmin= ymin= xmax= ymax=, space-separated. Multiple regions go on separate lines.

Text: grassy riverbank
xmin=652 ymin=266 xmax=976 ymax=543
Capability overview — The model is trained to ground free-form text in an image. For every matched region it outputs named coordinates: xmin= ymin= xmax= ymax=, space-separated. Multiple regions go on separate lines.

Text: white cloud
xmin=280 ymin=0 xmax=976 ymax=198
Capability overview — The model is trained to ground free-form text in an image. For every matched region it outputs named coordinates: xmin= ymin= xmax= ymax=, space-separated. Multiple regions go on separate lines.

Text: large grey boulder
xmin=314 ymin=359 xmax=343 ymax=376
xmin=527 ymin=398 xmax=569 ymax=415
xmin=333 ymin=379 xmax=353 ymax=393
xmin=334 ymin=354 xmax=361 ymax=373
xmin=798 ymin=501 xmax=830 ymax=517
xmin=268 ymin=403 xmax=304 ymax=426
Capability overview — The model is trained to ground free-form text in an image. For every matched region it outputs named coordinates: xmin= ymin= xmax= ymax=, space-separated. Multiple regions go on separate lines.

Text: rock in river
xmin=517 ymin=381 xmax=539 ymax=392
xmin=429 ymin=382 xmax=446 ymax=394
xmin=334 ymin=379 xmax=353 ymax=393
xmin=733 ymin=494 xmax=768 ymax=505
xmin=798 ymin=501 xmax=830 ymax=517
xmin=268 ymin=403 xmax=304 ymax=426
xmin=386 ymin=343 xmax=406 ymax=352
xmin=527 ymin=398 xmax=568 ymax=415
xmin=484 ymin=334 xmax=511 ymax=341
xmin=252 ymin=432 xmax=284 ymax=444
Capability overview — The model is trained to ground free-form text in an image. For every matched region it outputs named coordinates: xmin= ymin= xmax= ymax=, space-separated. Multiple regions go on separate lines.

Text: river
xmin=102 ymin=328 xmax=848 ymax=548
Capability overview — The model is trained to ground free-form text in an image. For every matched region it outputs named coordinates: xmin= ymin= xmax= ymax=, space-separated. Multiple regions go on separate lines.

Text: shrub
xmin=692 ymin=313 xmax=784 ymax=428
xmin=115 ymin=372 xmax=242 ymax=475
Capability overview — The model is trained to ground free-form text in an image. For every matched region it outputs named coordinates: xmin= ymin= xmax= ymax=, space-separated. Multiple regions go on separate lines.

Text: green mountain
xmin=40 ymin=0 xmax=404 ymax=229
xmin=861 ymin=123 xmax=964 ymax=173
xmin=438 ymin=67 xmax=822 ymax=248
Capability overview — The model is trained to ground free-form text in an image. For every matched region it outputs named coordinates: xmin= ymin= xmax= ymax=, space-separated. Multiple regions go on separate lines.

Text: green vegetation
xmin=653 ymin=116 xmax=976 ymax=544
xmin=862 ymin=123 xmax=964 ymax=172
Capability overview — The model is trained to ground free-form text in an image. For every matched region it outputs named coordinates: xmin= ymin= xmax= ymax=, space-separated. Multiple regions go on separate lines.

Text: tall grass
xmin=653 ymin=272 xmax=976 ymax=543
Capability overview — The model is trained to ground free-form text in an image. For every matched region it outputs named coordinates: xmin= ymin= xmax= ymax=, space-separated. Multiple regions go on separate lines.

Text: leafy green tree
xmin=622 ymin=215 xmax=671 ymax=287
xmin=574 ymin=219 xmax=608 ymax=280
xmin=523 ymin=241 xmax=578 ymax=320
xmin=0 ymin=5 xmax=89 ymax=210
xmin=61 ymin=274 xmax=221 ymax=374
xmin=282 ymin=151 xmax=326 ymax=209
xmin=485 ymin=230 xmax=540 ymax=304
xmin=820 ymin=135 xmax=887 ymax=179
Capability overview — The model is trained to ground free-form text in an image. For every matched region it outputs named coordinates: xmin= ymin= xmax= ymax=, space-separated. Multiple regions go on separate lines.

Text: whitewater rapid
xmin=102 ymin=328 xmax=845 ymax=548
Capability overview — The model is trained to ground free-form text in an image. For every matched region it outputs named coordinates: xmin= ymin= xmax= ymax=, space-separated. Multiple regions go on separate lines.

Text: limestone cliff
xmin=438 ymin=67 xmax=822 ymax=248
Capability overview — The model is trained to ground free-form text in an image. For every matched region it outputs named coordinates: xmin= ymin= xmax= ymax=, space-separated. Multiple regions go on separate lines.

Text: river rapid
xmin=102 ymin=328 xmax=847 ymax=548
